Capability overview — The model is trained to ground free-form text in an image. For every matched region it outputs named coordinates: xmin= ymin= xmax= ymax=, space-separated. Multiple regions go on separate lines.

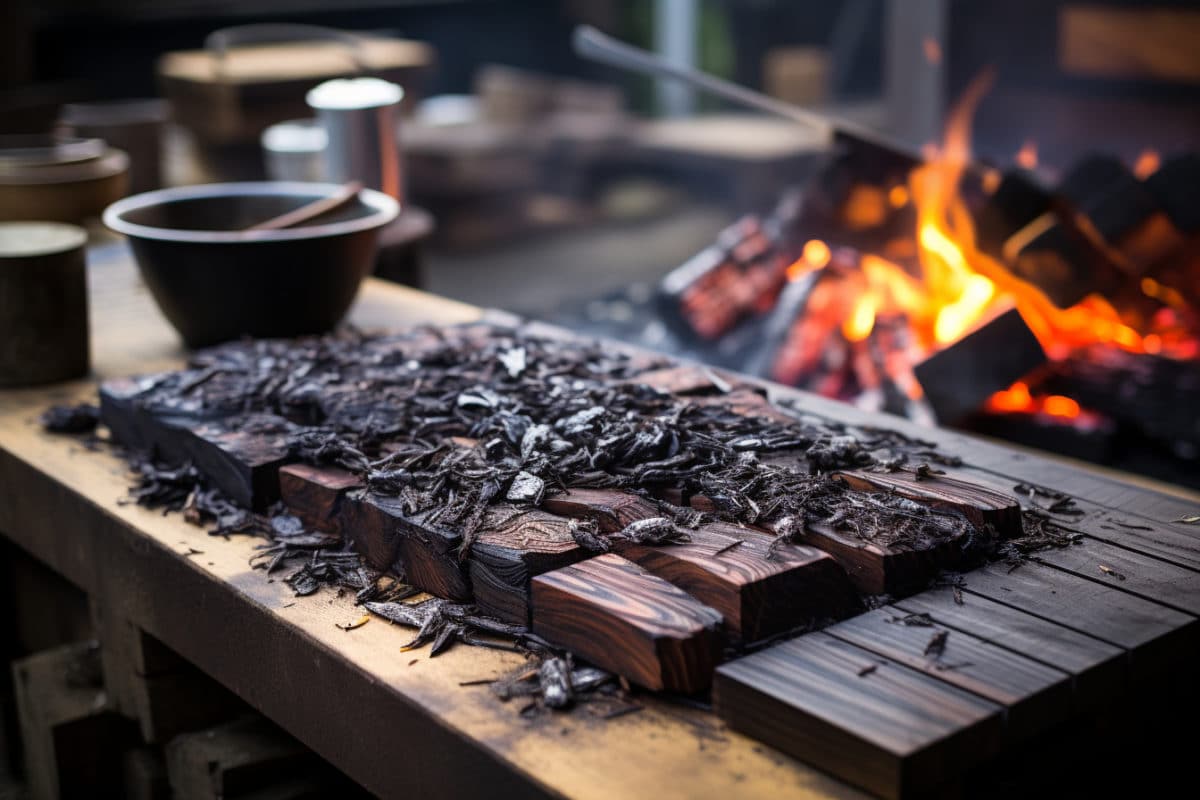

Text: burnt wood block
xmin=824 ymin=606 xmax=1073 ymax=743
xmin=531 ymin=554 xmax=723 ymax=692
xmin=339 ymin=490 xmax=472 ymax=601
xmin=1003 ymin=213 xmax=1123 ymax=308
xmin=834 ymin=468 xmax=1023 ymax=539
xmin=913 ymin=307 xmax=1047 ymax=425
xmin=714 ymin=632 xmax=1003 ymax=800
xmin=469 ymin=506 xmax=590 ymax=625
xmin=1144 ymin=153 xmax=1200 ymax=233
xmin=975 ymin=168 xmax=1054 ymax=258
xmin=170 ymin=417 xmax=294 ymax=510
xmin=541 ymin=488 xmax=661 ymax=533
xmin=613 ymin=522 xmax=861 ymax=643
xmin=790 ymin=520 xmax=951 ymax=596
xmin=278 ymin=464 xmax=362 ymax=534
xmin=98 ymin=375 xmax=161 ymax=451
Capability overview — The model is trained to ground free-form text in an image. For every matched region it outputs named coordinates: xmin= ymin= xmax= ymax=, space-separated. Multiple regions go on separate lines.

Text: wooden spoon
xmin=244 ymin=181 xmax=363 ymax=232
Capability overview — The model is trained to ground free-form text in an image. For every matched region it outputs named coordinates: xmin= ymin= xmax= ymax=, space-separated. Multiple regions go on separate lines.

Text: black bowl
xmin=103 ymin=182 xmax=398 ymax=347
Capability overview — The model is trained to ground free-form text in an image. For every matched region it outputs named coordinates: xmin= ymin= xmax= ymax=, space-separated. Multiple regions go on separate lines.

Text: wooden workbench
xmin=2 ymin=245 xmax=1198 ymax=798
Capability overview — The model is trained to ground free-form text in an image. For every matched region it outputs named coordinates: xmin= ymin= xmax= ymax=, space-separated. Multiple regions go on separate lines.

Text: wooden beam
xmin=541 ymin=488 xmax=661 ymax=533
xmin=613 ymin=522 xmax=861 ymax=642
xmin=823 ymin=606 xmax=1072 ymax=743
xmin=715 ymin=632 xmax=1003 ymax=800
xmin=469 ymin=506 xmax=589 ymax=625
xmin=278 ymin=463 xmax=361 ymax=534
xmin=531 ymin=554 xmax=723 ymax=692
xmin=835 ymin=467 xmax=1023 ymax=538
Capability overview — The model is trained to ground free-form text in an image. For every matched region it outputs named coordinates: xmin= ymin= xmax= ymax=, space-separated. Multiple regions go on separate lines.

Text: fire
xmin=838 ymin=68 xmax=1194 ymax=363
xmin=985 ymin=382 xmax=1082 ymax=420
xmin=787 ymin=238 xmax=832 ymax=280
xmin=1133 ymin=149 xmax=1161 ymax=179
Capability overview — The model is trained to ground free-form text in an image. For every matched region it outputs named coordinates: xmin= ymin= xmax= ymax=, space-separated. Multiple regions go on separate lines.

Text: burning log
xmin=530 ymin=553 xmax=723 ymax=692
xmin=913 ymin=306 xmax=1047 ymax=425
xmin=469 ymin=506 xmax=590 ymax=625
xmin=834 ymin=467 xmax=1023 ymax=539
xmin=974 ymin=168 xmax=1054 ymax=260
xmin=612 ymin=522 xmax=862 ymax=642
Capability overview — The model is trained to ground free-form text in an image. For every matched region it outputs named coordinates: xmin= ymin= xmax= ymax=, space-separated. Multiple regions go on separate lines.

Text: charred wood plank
xmin=786 ymin=520 xmax=954 ymax=596
xmin=530 ymin=553 xmax=723 ymax=692
xmin=714 ymin=632 xmax=1002 ymax=800
xmin=468 ymin=506 xmax=589 ymax=625
xmin=278 ymin=464 xmax=361 ymax=535
xmin=894 ymin=586 xmax=1126 ymax=712
xmin=834 ymin=468 xmax=1023 ymax=538
xmin=824 ymin=606 xmax=1072 ymax=743
xmin=613 ymin=522 xmax=861 ymax=643
xmin=960 ymin=561 xmax=1199 ymax=687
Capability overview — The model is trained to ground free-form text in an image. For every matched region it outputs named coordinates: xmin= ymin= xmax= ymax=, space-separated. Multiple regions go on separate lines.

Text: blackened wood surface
xmin=278 ymin=464 xmax=361 ymax=534
xmin=531 ymin=554 xmax=723 ymax=692
xmin=789 ymin=521 xmax=947 ymax=596
xmin=541 ymin=489 xmax=661 ymax=533
xmin=715 ymin=632 xmax=1003 ymax=800
xmin=836 ymin=468 xmax=1023 ymax=539
xmin=615 ymin=523 xmax=861 ymax=642
xmin=469 ymin=506 xmax=588 ymax=625
xmin=823 ymin=606 xmax=1071 ymax=742
xmin=893 ymin=587 xmax=1126 ymax=711
xmin=339 ymin=490 xmax=471 ymax=601
xmin=959 ymin=561 xmax=1199 ymax=685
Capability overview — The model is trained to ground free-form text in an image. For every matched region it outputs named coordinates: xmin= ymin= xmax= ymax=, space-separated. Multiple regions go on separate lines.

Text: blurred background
xmin=3 ymin=0 xmax=1198 ymax=486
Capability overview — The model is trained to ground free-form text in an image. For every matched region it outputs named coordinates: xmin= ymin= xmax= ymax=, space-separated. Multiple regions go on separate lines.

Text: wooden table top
xmin=3 ymin=244 xmax=1198 ymax=799
xmin=0 ymin=245 xmax=867 ymax=800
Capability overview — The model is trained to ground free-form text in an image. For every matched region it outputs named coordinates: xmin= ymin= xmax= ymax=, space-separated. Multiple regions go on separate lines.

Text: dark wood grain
xmin=786 ymin=520 xmax=950 ymax=596
xmin=541 ymin=488 xmax=661 ymax=533
xmin=893 ymin=587 xmax=1126 ymax=711
xmin=835 ymin=468 xmax=1023 ymax=539
xmin=469 ymin=506 xmax=588 ymax=625
xmin=338 ymin=490 xmax=471 ymax=601
xmin=530 ymin=553 xmax=723 ymax=692
xmin=824 ymin=606 xmax=1072 ymax=742
xmin=714 ymin=631 xmax=1003 ymax=800
xmin=614 ymin=522 xmax=861 ymax=642
xmin=960 ymin=561 xmax=1199 ymax=686
xmin=685 ymin=388 xmax=801 ymax=426
xmin=625 ymin=364 xmax=744 ymax=395
xmin=278 ymin=464 xmax=361 ymax=534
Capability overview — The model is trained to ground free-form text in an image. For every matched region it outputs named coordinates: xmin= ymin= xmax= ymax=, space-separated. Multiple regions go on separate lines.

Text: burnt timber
xmin=4 ymin=260 xmax=1200 ymax=799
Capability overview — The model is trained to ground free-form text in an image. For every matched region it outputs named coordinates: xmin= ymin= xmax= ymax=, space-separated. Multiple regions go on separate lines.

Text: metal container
xmin=261 ymin=118 xmax=327 ymax=182
xmin=0 ymin=221 xmax=90 ymax=387
xmin=307 ymin=77 xmax=404 ymax=201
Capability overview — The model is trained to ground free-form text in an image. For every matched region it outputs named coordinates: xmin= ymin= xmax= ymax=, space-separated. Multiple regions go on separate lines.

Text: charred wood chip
xmin=568 ymin=518 xmax=610 ymax=553
xmin=40 ymin=403 xmax=100 ymax=434
xmin=887 ymin=612 xmax=935 ymax=627
xmin=539 ymin=657 xmax=573 ymax=709
xmin=924 ymin=629 xmax=949 ymax=658
xmin=507 ymin=471 xmax=546 ymax=504
xmin=614 ymin=517 xmax=691 ymax=545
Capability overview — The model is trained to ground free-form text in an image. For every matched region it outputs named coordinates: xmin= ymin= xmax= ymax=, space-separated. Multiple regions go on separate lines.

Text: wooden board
xmin=531 ymin=554 xmax=723 ymax=692
xmin=614 ymin=522 xmax=862 ymax=642
xmin=715 ymin=632 xmax=1003 ymax=800
xmin=278 ymin=464 xmax=361 ymax=534
xmin=541 ymin=488 xmax=661 ymax=533
xmin=893 ymin=587 xmax=1125 ymax=711
xmin=822 ymin=606 xmax=1071 ymax=742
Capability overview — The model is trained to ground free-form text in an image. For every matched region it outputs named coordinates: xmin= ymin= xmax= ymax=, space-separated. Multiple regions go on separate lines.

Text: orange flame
xmin=1016 ymin=140 xmax=1038 ymax=170
xmin=1133 ymin=149 xmax=1161 ymax=179
xmin=840 ymin=67 xmax=1193 ymax=363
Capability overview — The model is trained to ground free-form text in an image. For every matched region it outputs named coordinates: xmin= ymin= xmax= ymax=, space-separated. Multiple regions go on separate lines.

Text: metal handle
xmin=572 ymin=25 xmax=922 ymax=164
xmin=206 ymin=24 xmax=370 ymax=82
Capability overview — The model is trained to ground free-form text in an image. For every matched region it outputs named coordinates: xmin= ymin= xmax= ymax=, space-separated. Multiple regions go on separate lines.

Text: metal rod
xmin=572 ymin=25 xmax=926 ymax=165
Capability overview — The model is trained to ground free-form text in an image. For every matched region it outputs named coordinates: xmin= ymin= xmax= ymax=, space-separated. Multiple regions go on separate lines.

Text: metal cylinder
xmin=0 ymin=222 xmax=90 ymax=387
xmin=306 ymin=78 xmax=404 ymax=202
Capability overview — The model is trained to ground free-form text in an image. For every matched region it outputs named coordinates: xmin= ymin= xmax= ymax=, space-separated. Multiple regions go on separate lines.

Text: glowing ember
xmin=843 ymin=293 xmax=877 ymax=342
xmin=1133 ymin=149 xmax=1161 ymax=179
xmin=787 ymin=239 xmax=832 ymax=281
xmin=986 ymin=383 xmax=1083 ymax=421
xmin=1043 ymin=395 xmax=1081 ymax=419
xmin=1015 ymin=140 xmax=1038 ymax=170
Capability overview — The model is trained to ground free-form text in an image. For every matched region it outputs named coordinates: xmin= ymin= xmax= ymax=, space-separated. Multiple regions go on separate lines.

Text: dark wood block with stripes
xmin=835 ymin=468 xmax=1023 ymax=539
xmin=894 ymin=587 xmax=1126 ymax=711
xmin=715 ymin=632 xmax=1003 ymax=800
xmin=469 ymin=507 xmax=589 ymax=625
xmin=786 ymin=520 xmax=950 ymax=597
xmin=338 ymin=490 xmax=471 ymax=601
xmin=823 ymin=606 xmax=1072 ymax=742
xmin=541 ymin=488 xmax=661 ymax=533
xmin=278 ymin=464 xmax=361 ymax=534
xmin=614 ymin=522 xmax=862 ymax=642
xmin=531 ymin=554 xmax=723 ymax=692
xmin=154 ymin=416 xmax=295 ymax=510
xmin=961 ymin=561 xmax=1199 ymax=686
